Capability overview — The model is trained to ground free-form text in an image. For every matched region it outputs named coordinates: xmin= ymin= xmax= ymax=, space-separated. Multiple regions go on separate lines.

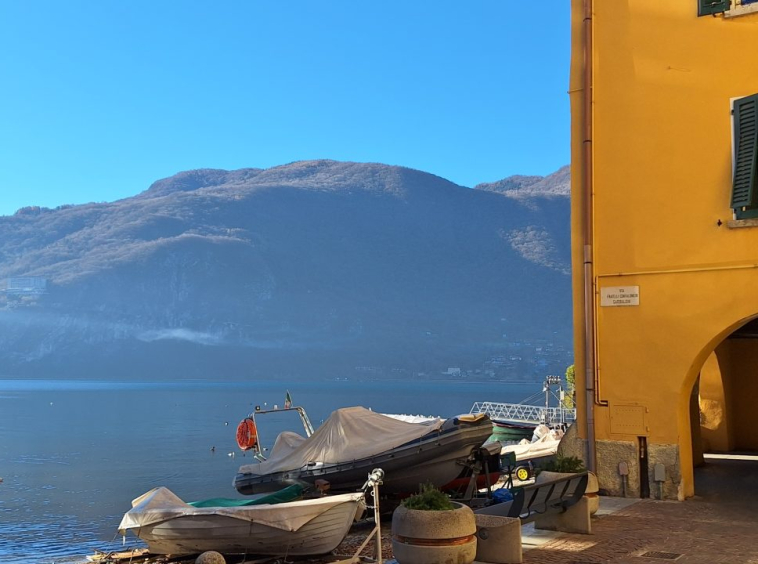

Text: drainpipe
xmin=582 ymin=0 xmax=598 ymax=473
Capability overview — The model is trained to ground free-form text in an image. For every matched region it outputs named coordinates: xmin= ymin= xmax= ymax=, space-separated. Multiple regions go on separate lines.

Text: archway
xmin=689 ymin=318 xmax=758 ymax=500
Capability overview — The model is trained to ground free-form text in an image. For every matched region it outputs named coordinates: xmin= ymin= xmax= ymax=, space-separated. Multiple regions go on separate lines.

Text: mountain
xmin=474 ymin=165 xmax=570 ymax=198
xmin=0 ymin=161 xmax=572 ymax=381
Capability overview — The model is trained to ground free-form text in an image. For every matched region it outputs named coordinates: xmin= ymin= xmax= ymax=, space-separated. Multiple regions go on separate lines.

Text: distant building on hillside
xmin=4 ymin=277 xmax=47 ymax=295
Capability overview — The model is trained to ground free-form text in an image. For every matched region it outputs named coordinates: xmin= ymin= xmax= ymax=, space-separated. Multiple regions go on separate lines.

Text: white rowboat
xmin=118 ymin=486 xmax=365 ymax=556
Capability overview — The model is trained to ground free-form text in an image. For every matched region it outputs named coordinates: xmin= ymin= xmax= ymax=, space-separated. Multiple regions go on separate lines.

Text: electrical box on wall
xmin=610 ymin=404 xmax=648 ymax=436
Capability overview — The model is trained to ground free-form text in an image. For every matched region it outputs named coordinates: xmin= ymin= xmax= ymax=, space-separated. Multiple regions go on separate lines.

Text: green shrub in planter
xmin=540 ymin=454 xmax=586 ymax=474
xmin=402 ymin=483 xmax=455 ymax=511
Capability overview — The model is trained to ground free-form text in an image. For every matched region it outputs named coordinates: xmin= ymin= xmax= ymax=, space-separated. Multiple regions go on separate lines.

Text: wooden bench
xmin=472 ymin=472 xmax=591 ymax=564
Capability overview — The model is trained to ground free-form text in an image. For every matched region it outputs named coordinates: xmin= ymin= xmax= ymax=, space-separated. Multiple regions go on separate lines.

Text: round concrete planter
xmin=391 ymin=501 xmax=477 ymax=564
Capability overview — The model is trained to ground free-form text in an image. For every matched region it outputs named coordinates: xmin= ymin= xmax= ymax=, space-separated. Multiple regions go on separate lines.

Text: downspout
xmin=582 ymin=0 xmax=598 ymax=472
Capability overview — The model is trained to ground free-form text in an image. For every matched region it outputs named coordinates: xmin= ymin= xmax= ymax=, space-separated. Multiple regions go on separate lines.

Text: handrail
xmin=248 ymin=405 xmax=315 ymax=461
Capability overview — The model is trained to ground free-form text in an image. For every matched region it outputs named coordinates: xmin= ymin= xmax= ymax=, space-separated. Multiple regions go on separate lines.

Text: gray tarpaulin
xmin=237 ymin=406 xmax=443 ymax=476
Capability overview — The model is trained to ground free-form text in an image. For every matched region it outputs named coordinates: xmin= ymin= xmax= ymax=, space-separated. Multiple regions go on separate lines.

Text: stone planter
xmin=391 ymin=501 xmax=477 ymax=564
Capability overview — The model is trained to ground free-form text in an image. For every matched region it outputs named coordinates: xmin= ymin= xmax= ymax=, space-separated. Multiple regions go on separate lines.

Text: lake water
xmin=0 ymin=378 xmax=538 ymax=564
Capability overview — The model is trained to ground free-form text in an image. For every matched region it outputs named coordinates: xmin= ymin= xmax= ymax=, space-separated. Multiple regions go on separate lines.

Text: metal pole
xmin=582 ymin=0 xmax=598 ymax=473
xmin=373 ymin=481 xmax=382 ymax=563
xmin=347 ymin=469 xmax=383 ymax=564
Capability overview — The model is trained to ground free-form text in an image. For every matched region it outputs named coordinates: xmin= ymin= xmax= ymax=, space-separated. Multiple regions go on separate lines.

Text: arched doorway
xmin=690 ymin=319 xmax=758 ymax=501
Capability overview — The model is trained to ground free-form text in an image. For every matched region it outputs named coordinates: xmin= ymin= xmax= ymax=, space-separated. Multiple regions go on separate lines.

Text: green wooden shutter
xmin=698 ymin=0 xmax=730 ymax=15
xmin=731 ymin=94 xmax=758 ymax=212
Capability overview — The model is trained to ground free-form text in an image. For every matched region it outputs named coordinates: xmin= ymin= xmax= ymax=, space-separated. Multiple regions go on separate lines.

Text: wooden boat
xmin=234 ymin=406 xmax=493 ymax=496
xmin=117 ymin=484 xmax=365 ymax=556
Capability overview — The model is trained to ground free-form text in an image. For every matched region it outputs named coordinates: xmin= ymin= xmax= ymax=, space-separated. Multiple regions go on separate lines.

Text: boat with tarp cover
xmin=233 ymin=405 xmax=493 ymax=496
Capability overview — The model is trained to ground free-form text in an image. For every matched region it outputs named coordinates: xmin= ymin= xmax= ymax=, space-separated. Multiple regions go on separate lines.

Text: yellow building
xmin=570 ymin=0 xmax=758 ymax=499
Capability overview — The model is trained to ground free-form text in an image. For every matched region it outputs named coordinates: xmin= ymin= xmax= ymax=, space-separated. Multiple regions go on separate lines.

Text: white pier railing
xmin=470 ymin=401 xmax=577 ymax=425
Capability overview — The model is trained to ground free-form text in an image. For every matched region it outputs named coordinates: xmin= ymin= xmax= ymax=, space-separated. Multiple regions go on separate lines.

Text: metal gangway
xmin=470 ymin=401 xmax=576 ymax=425
xmin=470 ymin=375 xmax=577 ymax=426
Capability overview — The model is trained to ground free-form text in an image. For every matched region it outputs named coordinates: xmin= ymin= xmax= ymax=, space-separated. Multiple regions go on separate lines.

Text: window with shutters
xmin=731 ymin=94 xmax=758 ymax=219
xmin=699 ymin=0 xmax=730 ymax=15
xmin=698 ymin=0 xmax=758 ymax=17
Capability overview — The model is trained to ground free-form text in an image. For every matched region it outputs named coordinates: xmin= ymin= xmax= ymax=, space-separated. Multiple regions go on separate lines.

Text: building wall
xmin=570 ymin=0 xmax=758 ymax=498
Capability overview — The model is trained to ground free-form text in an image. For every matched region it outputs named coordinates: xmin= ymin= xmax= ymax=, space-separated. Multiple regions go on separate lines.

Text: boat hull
xmin=121 ymin=493 xmax=362 ymax=556
xmin=488 ymin=419 xmax=535 ymax=443
xmin=234 ymin=417 xmax=493 ymax=496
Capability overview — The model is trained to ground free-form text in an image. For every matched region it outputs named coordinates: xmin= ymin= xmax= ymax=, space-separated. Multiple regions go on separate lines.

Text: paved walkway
xmin=520 ymin=455 xmax=758 ymax=564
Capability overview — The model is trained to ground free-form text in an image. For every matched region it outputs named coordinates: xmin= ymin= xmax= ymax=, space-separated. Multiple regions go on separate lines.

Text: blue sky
xmin=0 ymin=2 xmax=570 ymax=217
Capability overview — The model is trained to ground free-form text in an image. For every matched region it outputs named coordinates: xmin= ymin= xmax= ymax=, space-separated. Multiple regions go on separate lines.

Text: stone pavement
xmin=521 ymin=497 xmax=758 ymax=563
xmin=520 ymin=455 xmax=758 ymax=564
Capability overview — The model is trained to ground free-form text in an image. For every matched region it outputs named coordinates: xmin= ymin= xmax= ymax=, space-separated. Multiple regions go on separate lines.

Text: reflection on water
xmin=0 ymin=378 xmax=535 ymax=564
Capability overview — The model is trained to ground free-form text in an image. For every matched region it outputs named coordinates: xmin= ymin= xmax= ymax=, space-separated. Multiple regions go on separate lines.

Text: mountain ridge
xmin=0 ymin=160 xmax=572 ymax=380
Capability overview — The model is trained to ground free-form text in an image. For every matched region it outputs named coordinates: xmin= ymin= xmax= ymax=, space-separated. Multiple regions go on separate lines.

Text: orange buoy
xmin=236 ymin=418 xmax=258 ymax=451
